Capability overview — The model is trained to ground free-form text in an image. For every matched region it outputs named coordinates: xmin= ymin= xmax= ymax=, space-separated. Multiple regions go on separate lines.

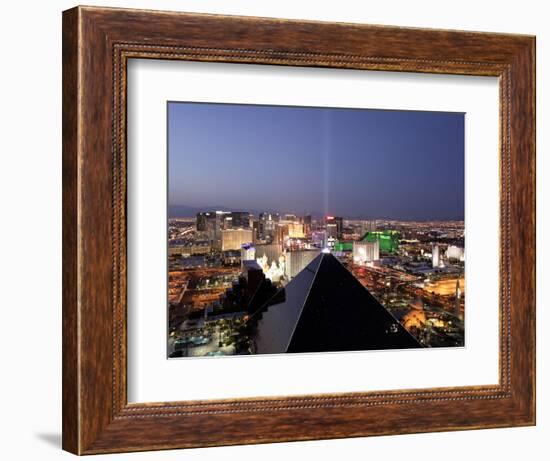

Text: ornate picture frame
xmin=62 ymin=6 xmax=535 ymax=454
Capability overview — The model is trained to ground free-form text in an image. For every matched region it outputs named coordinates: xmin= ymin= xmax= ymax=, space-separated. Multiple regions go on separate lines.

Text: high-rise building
xmin=240 ymin=244 xmax=256 ymax=269
xmin=284 ymin=250 xmax=320 ymax=280
xmin=432 ymin=244 xmax=440 ymax=268
xmin=221 ymin=229 xmax=254 ymax=251
xmin=303 ymin=214 xmax=312 ymax=237
xmin=195 ymin=211 xmax=223 ymax=247
xmin=311 ymin=230 xmax=327 ymax=248
xmin=222 ymin=211 xmax=251 ymax=230
xmin=362 ymin=230 xmax=400 ymax=253
xmin=353 ymin=240 xmax=380 ymax=265
xmin=258 ymin=212 xmax=280 ymax=242
xmin=288 ymin=222 xmax=305 ymax=239
xmin=195 ymin=212 xmax=211 ymax=232
xmin=275 ymin=224 xmax=289 ymax=246
xmin=252 ymin=220 xmax=259 ymax=243
xmin=325 ymin=216 xmax=343 ymax=240
xmin=197 ymin=211 xmax=251 ymax=249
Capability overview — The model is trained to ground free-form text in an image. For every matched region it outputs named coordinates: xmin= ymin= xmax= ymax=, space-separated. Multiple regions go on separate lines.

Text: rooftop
xmin=249 ymin=253 xmax=422 ymax=354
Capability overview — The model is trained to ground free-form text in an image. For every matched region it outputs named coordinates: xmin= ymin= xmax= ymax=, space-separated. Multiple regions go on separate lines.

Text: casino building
xmin=247 ymin=252 xmax=421 ymax=354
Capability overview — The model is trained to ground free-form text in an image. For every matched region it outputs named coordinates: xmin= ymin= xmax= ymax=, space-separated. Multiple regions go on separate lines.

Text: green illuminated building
xmin=362 ymin=230 xmax=400 ymax=253
xmin=333 ymin=241 xmax=354 ymax=252
xmin=333 ymin=230 xmax=400 ymax=254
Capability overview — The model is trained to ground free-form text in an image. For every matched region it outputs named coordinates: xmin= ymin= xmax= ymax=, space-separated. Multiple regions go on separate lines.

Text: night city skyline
xmin=168 ymin=102 xmax=465 ymax=221
xmin=167 ymin=100 xmax=465 ymax=358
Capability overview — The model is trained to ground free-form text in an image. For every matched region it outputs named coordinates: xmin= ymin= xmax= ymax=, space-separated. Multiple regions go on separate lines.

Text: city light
xmin=166 ymin=101 xmax=465 ymax=358
xmin=168 ymin=212 xmax=465 ymax=358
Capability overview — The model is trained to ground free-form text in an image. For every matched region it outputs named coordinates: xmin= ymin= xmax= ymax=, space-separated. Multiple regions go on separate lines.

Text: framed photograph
xmin=62 ymin=6 xmax=535 ymax=455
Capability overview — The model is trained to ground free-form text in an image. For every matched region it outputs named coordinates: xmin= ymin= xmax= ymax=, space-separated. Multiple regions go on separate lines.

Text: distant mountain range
xmin=168 ymin=204 xmax=229 ymax=218
xmin=168 ymin=204 xmax=325 ymax=219
xmin=168 ymin=204 xmax=463 ymax=221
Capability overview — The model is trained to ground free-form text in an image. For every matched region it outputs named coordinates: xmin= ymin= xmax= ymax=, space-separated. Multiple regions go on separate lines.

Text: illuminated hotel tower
xmin=325 ymin=216 xmax=343 ymax=240
xmin=432 ymin=244 xmax=440 ymax=268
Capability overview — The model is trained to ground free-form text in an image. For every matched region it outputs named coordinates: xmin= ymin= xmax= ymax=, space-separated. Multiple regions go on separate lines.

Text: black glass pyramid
xmin=249 ymin=252 xmax=422 ymax=354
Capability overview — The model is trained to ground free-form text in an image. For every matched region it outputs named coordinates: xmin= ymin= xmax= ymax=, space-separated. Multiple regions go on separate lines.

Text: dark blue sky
xmin=168 ymin=102 xmax=464 ymax=220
